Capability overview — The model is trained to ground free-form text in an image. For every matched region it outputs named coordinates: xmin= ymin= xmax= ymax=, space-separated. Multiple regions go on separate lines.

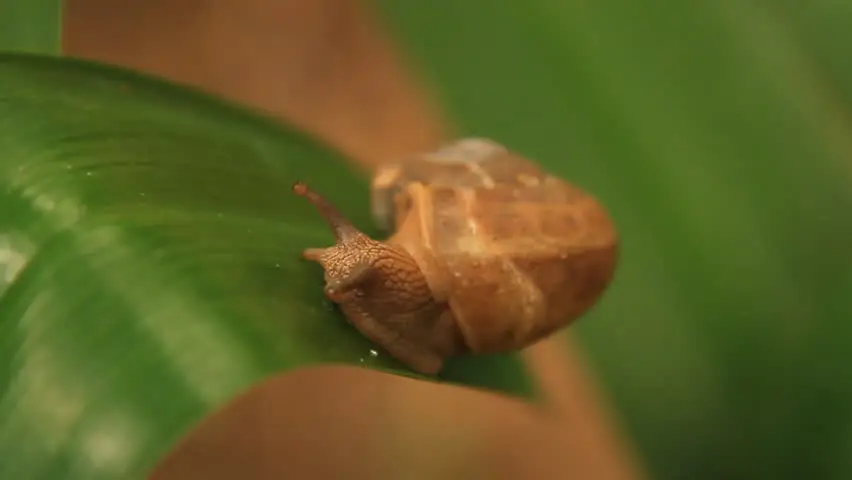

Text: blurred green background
xmin=2 ymin=1 xmax=852 ymax=479
xmin=377 ymin=2 xmax=852 ymax=479
xmin=0 ymin=0 xmax=61 ymax=53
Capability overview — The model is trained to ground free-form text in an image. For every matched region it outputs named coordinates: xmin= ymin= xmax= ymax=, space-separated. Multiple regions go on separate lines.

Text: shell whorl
xmin=371 ymin=138 xmax=514 ymax=231
xmin=433 ymin=187 xmax=546 ymax=352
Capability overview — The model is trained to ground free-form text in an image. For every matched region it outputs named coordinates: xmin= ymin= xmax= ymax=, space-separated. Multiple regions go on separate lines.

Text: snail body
xmin=295 ymin=138 xmax=618 ymax=375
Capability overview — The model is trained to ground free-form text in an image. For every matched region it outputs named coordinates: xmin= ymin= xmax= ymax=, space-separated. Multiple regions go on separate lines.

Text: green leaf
xmin=0 ymin=53 xmax=534 ymax=479
xmin=377 ymin=1 xmax=852 ymax=479
xmin=0 ymin=0 xmax=62 ymax=54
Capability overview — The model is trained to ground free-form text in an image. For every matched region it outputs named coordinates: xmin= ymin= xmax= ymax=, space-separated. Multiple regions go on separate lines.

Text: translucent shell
xmin=369 ymin=138 xmax=619 ymax=353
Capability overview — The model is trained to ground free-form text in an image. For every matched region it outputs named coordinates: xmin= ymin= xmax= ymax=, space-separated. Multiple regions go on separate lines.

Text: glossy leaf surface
xmin=0 ymin=53 xmax=533 ymax=480
xmin=377 ymin=1 xmax=852 ymax=479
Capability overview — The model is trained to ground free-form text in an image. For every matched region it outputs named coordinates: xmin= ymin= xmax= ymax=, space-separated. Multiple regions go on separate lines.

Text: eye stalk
xmin=293 ymin=181 xmax=364 ymax=242
xmin=293 ymin=180 xmax=444 ymax=374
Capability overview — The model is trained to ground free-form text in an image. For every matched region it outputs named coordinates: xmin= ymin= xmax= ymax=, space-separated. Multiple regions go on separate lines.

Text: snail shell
xmin=295 ymin=138 xmax=618 ymax=375
xmin=371 ymin=138 xmax=619 ymax=354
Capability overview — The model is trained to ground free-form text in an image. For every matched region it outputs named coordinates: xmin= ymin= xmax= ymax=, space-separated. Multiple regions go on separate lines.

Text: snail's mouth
xmin=323 ymin=283 xmax=346 ymax=302
xmin=323 ymin=278 xmax=357 ymax=303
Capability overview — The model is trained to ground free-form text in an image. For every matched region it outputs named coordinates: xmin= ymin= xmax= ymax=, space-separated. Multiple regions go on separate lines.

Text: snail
xmin=294 ymin=138 xmax=618 ymax=375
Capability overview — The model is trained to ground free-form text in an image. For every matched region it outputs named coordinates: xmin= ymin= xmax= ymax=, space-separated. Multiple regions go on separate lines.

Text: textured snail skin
xmin=295 ymin=138 xmax=619 ymax=375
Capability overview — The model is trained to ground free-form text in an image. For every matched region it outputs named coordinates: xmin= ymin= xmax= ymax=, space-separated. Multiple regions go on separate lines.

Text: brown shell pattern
xmin=375 ymin=139 xmax=619 ymax=353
